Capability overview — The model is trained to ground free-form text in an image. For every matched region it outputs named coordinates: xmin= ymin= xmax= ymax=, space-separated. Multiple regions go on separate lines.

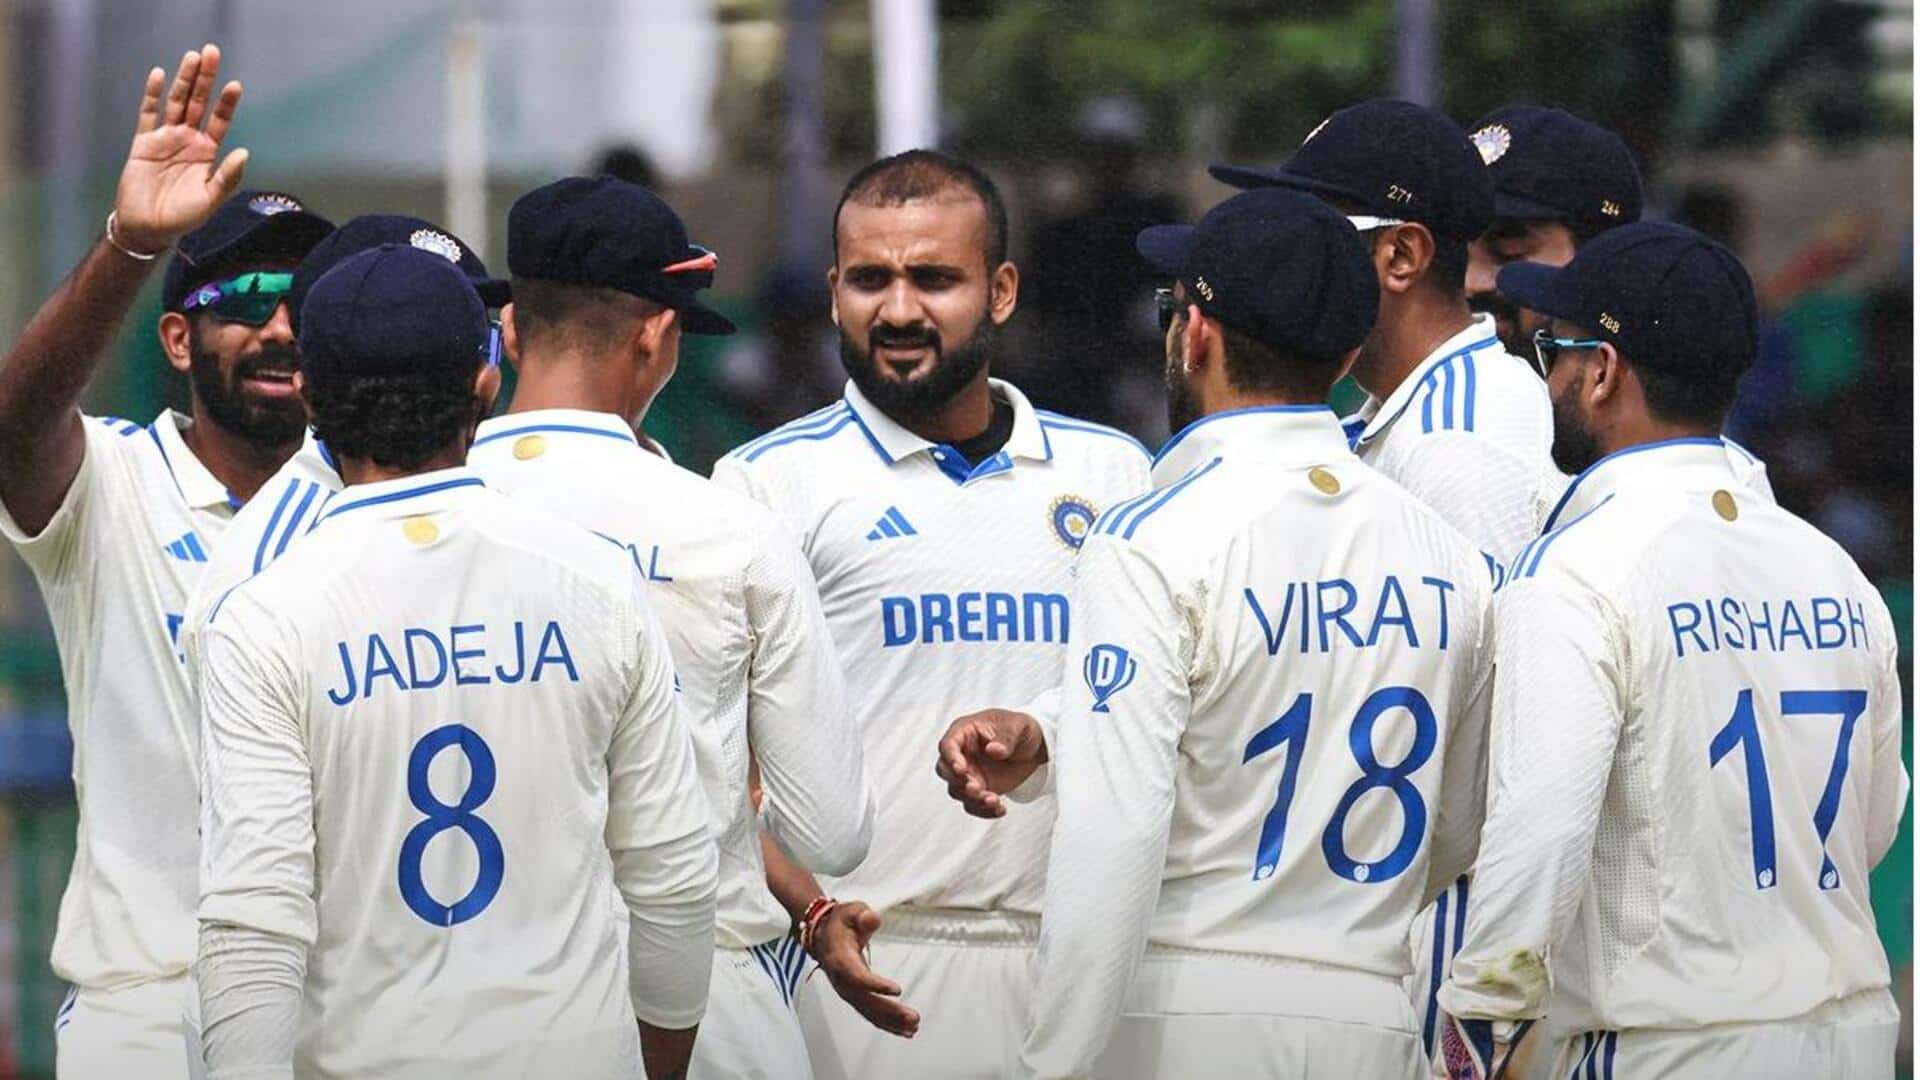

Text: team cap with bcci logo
xmin=508 ymin=176 xmax=737 ymax=335
xmin=1497 ymin=220 xmax=1758 ymax=381
xmin=1210 ymin=99 xmax=1494 ymax=241
xmin=1137 ymin=187 xmax=1378 ymax=358
xmin=288 ymin=214 xmax=509 ymax=330
xmin=1469 ymin=105 xmax=1643 ymax=235
xmin=298 ymin=245 xmax=491 ymax=384
xmin=162 ymin=189 xmax=335 ymax=311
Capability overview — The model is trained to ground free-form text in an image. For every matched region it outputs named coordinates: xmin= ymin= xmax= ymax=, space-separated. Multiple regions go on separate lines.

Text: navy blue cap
xmin=288 ymin=215 xmax=508 ymax=333
xmin=298 ymin=245 xmax=490 ymax=386
xmin=162 ymin=190 xmax=334 ymax=311
xmin=1210 ymin=100 xmax=1493 ymax=242
xmin=1497 ymin=221 xmax=1758 ymax=380
xmin=1468 ymin=106 xmax=1642 ymax=235
xmin=507 ymin=176 xmax=736 ymax=335
xmin=1137 ymin=188 xmax=1378 ymax=358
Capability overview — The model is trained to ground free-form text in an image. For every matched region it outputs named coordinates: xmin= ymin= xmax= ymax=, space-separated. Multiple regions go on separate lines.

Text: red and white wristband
xmin=796 ymin=895 xmax=838 ymax=954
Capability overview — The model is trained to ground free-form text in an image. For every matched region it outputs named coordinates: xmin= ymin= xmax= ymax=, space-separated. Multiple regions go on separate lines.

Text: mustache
xmin=868 ymin=325 xmax=941 ymax=350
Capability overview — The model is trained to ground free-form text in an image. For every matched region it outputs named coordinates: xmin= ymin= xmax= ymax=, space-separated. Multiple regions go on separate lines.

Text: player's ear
xmin=473 ymin=361 xmax=502 ymax=415
xmin=498 ymin=303 xmax=523 ymax=367
xmin=826 ymin=265 xmax=841 ymax=327
xmin=1376 ymin=224 xmax=1433 ymax=296
xmin=1181 ymin=305 xmax=1212 ymax=375
xmin=1589 ymin=341 xmax=1626 ymax=408
xmin=158 ymin=311 xmax=192 ymax=374
xmin=988 ymin=260 xmax=1019 ymax=326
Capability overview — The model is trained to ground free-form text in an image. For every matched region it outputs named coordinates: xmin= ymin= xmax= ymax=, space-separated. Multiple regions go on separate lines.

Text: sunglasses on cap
xmin=1530 ymin=327 xmax=1606 ymax=379
xmin=180 ymin=271 xmax=295 ymax=326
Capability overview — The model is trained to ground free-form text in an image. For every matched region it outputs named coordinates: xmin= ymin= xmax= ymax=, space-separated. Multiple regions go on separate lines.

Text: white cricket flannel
xmin=0 ymin=410 xmax=240 ymax=988
xmin=712 ymin=378 xmax=1151 ymax=917
xmin=1439 ymin=438 xmax=1907 ymax=1035
xmin=1344 ymin=315 xmax=1555 ymax=566
xmin=1020 ymin=407 xmax=1496 ymax=1079
xmin=197 ymin=469 xmax=717 ymax=1079
xmin=182 ymin=430 xmax=340 ymax=695
xmin=468 ymin=408 xmax=872 ymax=948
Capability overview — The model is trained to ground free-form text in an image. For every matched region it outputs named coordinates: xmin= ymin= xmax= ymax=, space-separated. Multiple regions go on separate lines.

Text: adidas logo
xmin=865 ymin=507 xmax=918 ymax=541
xmin=163 ymin=531 xmax=208 ymax=562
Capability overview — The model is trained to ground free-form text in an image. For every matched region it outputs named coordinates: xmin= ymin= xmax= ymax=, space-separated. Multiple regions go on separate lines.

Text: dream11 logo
xmin=1083 ymin=643 xmax=1138 ymax=713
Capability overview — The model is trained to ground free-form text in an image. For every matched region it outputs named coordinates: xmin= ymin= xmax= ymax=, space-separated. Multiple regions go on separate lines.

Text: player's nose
xmin=876 ymin=277 xmax=924 ymax=325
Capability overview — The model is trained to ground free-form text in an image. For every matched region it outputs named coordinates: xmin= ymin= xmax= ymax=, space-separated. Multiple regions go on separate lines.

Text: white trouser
xmin=691 ymin=939 xmax=813 ymax=1080
xmin=795 ymin=908 xmax=1036 ymax=1080
xmin=1096 ymin=949 xmax=1426 ymax=1080
xmin=56 ymin=972 xmax=192 ymax=1080
xmin=1544 ymin=988 xmax=1899 ymax=1080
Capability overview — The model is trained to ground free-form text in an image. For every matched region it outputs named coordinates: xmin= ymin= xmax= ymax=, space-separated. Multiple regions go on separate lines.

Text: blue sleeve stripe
xmin=1423 ymin=890 xmax=1448 ymax=1052
xmin=252 ymin=479 xmax=302 ymax=574
xmin=1451 ymin=875 xmax=1469 ymax=958
xmin=1121 ymin=457 xmax=1223 ymax=540
xmin=1440 ymin=360 xmax=1457 ymax=431
xmin=732 ymin=403 xmax=849 ymax=458
xmin=1462 ymin=354 xmax=1477 ymax=432
xmin=271 ymin=482 xmax=322 ymax=561
xmin=1519 ymin=494 xmax=1614 ymax=579
xmin=1096 ymin=488 xmax=1160 ymax=537
xmin=1420 ymin=372 xmax=1436 ymax=433
xmin=740 ymin=409 xmax=857 ymax=462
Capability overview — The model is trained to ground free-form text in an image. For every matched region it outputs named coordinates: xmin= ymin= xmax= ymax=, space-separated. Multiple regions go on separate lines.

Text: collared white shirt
xmin=1020 ymin=407 xmax=1495 ymax=1078
xmin=183 ymin=430 xmax=341 ymax=696
xmin=0 ymin=410 xmax=238 ymax=986
xmin=198 ymin=468 xmax=716 ymax=1077
xmin=1439 ymin=439 xmax=1907 ymax=1035
xmin=712 ymin=379 xmax=1151 ymax=917
xmin=1345 ymin=315 xmax=1555 ymax=566
xmin=468 ymin=408 xmax=871 ymax=949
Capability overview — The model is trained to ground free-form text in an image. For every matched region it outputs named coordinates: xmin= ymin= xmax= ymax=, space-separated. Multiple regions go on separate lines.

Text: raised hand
xmin=113 ymin=44 xmax=249 ymax=253
xmin=935 ymin=709 xmax=1049 ymax=818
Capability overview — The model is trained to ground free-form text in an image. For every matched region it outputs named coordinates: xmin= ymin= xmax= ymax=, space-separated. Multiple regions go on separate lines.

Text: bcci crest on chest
xmin=1050 ymin=494 xmax=1097 ymax=550
xmin=1084 ymin=643 xmax=1138 ymax=713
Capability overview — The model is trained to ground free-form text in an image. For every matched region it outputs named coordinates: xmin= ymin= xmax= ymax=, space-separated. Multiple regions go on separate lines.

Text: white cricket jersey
xmin=468 ymin=408 xmax=872 ymax=948
xmin=1344 ymin=315 xmax=1555 ymax=566
xmin=712 ymin=378 xmax=1151 ymax=916
xmin=1022 ymin=407 xmax=1495 ymax=1078
xmin=1439 ymin=438 xmax=1907 ymax=1035
xmin=182 ymin=430 xmax=340 ymax=692
xmin=0 ymin=410 xmax=239 ymax=987
xmin=197 ymin=468 xmax=718 ymax=1077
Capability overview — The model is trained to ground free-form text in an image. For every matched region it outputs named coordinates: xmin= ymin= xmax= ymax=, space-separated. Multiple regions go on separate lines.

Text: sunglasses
xmin=1530 ymin=327 xmax=1607 ymax=378
xmin=181 ymin=271 xmax=295 ymax=326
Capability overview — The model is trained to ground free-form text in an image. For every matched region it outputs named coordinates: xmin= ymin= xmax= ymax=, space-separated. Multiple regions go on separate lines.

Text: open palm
xmin=114 ymin=44 xmax=249 ymax=253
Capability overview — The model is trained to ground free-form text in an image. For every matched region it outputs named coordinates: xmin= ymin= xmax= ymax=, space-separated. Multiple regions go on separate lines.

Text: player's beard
xmin=188 ymin=328 xmax=309 ymax=448
xmin=839 ymin=314 xmax=996 ymax=424
xmin=1163 ymin=330 xmax=1201 ymax=435
xmin=1548 ymin=375 xmax=1603 ymax=475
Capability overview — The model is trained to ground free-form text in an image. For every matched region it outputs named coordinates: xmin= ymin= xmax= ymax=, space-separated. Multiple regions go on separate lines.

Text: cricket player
xmin=1463 ymin=103 xmax=1773 ymax=503
xmin=1212 ymin=98 xmax=1553 ymax=568
xmin=1436 ymin=222 xmax=1907 ymax=1079
xmin=937 ymin=187 xmax=1494 ymax=1079
xmin=180 ymin=212 xmax=509 ymax=688
xmin=713 ymin=149 xmax=1151 ymax=1078
xmin=468 ymin=176 xmax=873 ymax=1080
xmin=196 ymin=245 xmax=718 ymax=1080
xmin=0 ymin=46 xmax=332 ymax=1076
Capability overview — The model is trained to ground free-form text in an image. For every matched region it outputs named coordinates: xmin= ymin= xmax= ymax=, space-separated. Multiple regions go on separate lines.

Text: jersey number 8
xmin=398 ymin=724 xmax=506 ymax=926
xmin=1241 ymin=686 xmax=1438 ymax=884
